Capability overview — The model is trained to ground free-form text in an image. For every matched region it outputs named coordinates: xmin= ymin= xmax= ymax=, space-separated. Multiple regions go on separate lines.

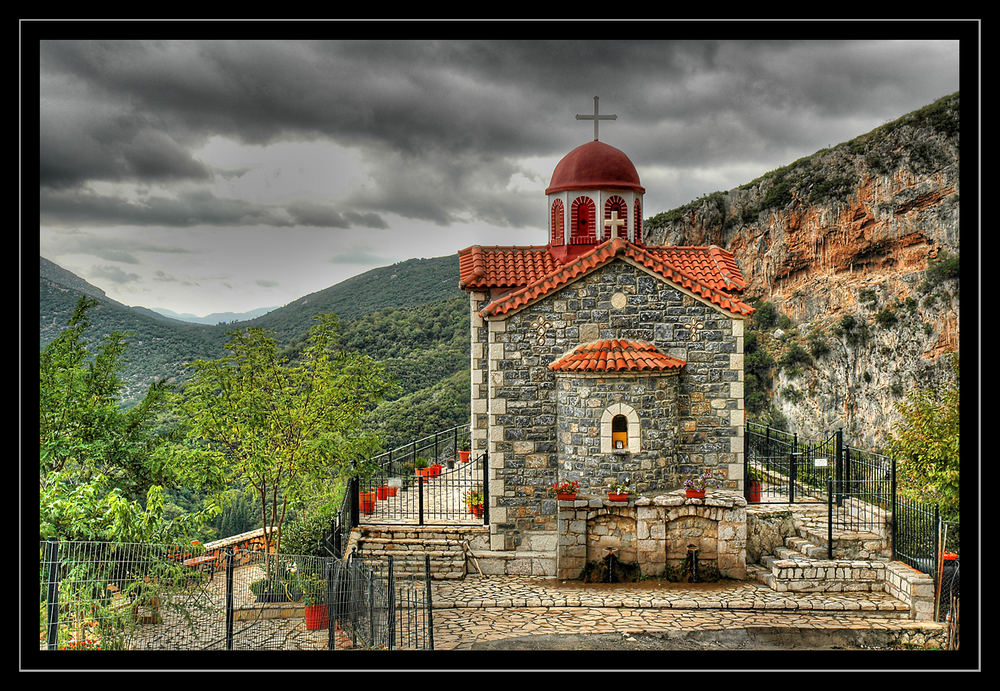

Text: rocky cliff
xmin=645 ymin=93 xmax=961 ymax=449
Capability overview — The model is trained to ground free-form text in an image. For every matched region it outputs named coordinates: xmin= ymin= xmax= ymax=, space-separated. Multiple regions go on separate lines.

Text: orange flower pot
xmin=305 ymin=604 xmax=330 ymax=630
xmin=459 ymin=450 xmax=471 ymax=463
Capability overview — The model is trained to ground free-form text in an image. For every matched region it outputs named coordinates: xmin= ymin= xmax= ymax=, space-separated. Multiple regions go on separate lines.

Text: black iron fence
xmin=345 ymin=424 xmax=487 ymax=529
xmin=39 ymin=539 xmax=433 ymax=651
xmin=334 ymin=552 xmax=434 ymax=651
xmin=747 ymin=422 xmax=950 ymax=614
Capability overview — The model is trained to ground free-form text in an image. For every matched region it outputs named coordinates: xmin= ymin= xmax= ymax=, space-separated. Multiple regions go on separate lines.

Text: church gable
xmin=483 ymin=258 xmax=745 ymax=546
xmin=477 ymin=239 xmax=754 ymax=321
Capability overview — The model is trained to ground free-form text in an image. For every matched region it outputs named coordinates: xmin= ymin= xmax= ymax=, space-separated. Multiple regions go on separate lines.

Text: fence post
xmin=482 ymin=451 xmax=490 ymax=525
xmin=788 ymin=452 xmax=797 ymax=504
xmin=44 ymin=538 xmax=60 ymax=651
xmin=835 ymin=429 xmax=844 ymax=507
xmin=386 ymin=556 xmax=396 ymax=651
xmin=350 ymin=475 xmax=360 ymax=528
xmin=418 ymin=474 xmax=425 ymax=526
xmin=225 ymin=547 xmax=235 ymax=650
xmin=890 ymin=457 xmax=898 ymax=560
xmin=424 ymin=555 xmax=435 ymax=651
xmin=327 ymin=559 xmax=338 ymax=650
xmin=826 ymin=479 xmax=834 ymax=559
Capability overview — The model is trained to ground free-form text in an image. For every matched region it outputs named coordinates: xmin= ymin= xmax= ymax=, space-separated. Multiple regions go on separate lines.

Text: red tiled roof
xmin=458 ymin=245 xmax=562 ymax=289
xmin=476 ymin=238 xmax=755 ymax=318
xmin=548 ymin=340 xmax=686 ymax=373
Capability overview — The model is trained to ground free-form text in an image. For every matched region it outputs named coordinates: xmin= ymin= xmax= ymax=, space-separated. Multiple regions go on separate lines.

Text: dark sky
xmin=36 ymin=33 xmax=964 ymax=316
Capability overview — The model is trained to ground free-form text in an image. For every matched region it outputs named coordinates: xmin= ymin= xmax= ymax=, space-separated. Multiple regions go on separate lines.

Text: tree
xmin=39 ymin=297 xmax=217 ymax=542
xmin=889 ymin=354 xmax=960 ymax=549
xmin=179 ymin=313 xmax=395 ymax=559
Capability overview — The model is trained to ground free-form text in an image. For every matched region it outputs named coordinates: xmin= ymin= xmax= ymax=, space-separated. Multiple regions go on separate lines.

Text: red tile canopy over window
xmin=548 ymin=339 xmax=686 ymax=373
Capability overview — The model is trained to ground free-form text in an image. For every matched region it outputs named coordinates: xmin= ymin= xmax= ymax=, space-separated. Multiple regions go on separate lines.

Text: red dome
xmin=545 ymin=141 xmax=644 ymax=195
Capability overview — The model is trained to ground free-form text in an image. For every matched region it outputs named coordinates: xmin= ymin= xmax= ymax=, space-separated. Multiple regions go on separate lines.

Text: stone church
xmin=457 ymin=104 xmax=754 ymax=577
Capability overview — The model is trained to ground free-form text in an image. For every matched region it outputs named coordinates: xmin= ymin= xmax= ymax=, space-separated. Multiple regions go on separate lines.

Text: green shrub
xmin=779 ymin=342 xmax=812 ymax=370
xmin=875 ymin=308 xmax=898 ymax=328
xmin=781 ymin=386 xmax=805 ymax=404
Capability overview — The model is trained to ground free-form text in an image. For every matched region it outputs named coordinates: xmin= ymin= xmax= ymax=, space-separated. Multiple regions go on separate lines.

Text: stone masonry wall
xmin=485 ymin=258 xmax=745 ymax=558
xmin=557 ymin=489 xmax=747 ymax=581
xmin=469 ymin=291 xmax=490 ymax=460
xmin=554 ymin=371 xmax=680 ymax=495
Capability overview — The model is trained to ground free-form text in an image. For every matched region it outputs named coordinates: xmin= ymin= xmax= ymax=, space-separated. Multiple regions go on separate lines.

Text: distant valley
xmin=37 ymin=93 xmax=961 ymax=453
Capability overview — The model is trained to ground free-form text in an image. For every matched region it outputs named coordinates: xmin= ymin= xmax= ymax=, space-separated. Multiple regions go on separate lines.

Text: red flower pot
xmin=376 ymin=485 xmax=390 ymax=501
xmin=459 ymin=450 xmax=471 ymax=463
xmin=305 ymin=604 xmax=330 ymax=630
xmin=686 ymin=488 xmax=705 ymax=499
xmin=556 ymin=493 xmax=578 ymax=501
xmin=745 ymin=480 xmax=761 ymax=503
xmin=469 ymin=505 xmax=484 ymax=518
xmin=608 ymin=493 xmax=629 ymax=502
xmin=388 ymin=486 xmax=399 ymax=497
xmin=430 ymin=464 xmax=442 ymax=478
xmin=360 ymin=492 xmax=376 ymax=514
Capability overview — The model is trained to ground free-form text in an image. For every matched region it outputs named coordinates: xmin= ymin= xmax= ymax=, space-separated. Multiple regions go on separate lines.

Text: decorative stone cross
xmin=576 ymin=96 xmax=617 ymax=141
xmin=604 ymin=210 xmax=626 ymax=238
xmin=529 ymin=314 xmax=553 ymax=345
xmin=683 ymin=316 xmax=705 ymax=341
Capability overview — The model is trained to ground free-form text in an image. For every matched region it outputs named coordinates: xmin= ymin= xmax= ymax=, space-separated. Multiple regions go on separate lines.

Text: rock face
xmin=645 ymin=93 xmax=960 ymax=449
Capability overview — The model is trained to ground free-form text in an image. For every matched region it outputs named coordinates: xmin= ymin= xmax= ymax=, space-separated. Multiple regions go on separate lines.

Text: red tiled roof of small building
xmin=458 ymin=245 xmax=562 ymax=289
xmin=469 ymin=238 xmax=754 ymax=318
xmin=548 ymin=340 xmax=686 ymax=372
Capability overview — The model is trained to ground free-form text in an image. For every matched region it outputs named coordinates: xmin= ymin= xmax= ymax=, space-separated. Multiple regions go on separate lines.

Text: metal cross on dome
xmin=576 ymin=96 xmax=617 ymax=141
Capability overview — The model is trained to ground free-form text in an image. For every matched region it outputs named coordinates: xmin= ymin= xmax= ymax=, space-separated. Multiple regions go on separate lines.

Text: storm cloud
xmin=35 ymin=31 xmax=966 ymax=315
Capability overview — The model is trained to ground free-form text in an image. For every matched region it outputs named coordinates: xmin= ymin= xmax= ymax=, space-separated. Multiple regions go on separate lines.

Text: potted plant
xmin=299 ymin=572 xmax=329 ymax=631
xmin=249 ymin=567 xmax=302 ymax=603
xmin=459 ymin=440 xmax=472 ymax=463
xmin=359 ymin=491 xmax=377 ymax=514
xmin=376 ymin=484 xmax=390 ymax=501
xmin=550 ymin=479 xmax=580 ymax=501
xmin=684 ymin=471 xmax=719 ymax=499
xmin=464 ymin=487 xmax=485 ymax=517
xmin=744 ymin=465 xmax=764 ymax=503
xmin=429 ymin=461 xmax=443 ymax=478
xmin=414 ymin=457 xmax=429 ymax=478
xmin=607 ymin=479 xmax=630 ymax=502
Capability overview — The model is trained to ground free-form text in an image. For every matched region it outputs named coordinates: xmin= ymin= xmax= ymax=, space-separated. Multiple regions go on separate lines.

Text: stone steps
xmin=351 ymin=526 xmax=487 ymax=580
xmin=754 ymin=533 xmax=889 ymax=593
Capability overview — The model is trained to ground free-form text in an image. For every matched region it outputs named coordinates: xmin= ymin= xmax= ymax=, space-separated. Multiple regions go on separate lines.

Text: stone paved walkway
xmin=428 ymin=576 xmax=946 ymax=651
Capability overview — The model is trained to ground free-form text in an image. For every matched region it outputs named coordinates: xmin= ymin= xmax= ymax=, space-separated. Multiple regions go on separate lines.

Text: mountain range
xmin=37 ymin=92 xmax=963 ymax=451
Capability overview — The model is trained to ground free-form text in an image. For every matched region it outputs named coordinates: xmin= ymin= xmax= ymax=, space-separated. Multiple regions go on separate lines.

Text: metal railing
xmin=39 ymin=539 xmax=433 ymax=651
xmin=335 ymin=424 xmax=487 ymax=533
xmin=747 ymin=422 xmax=948 ymax=602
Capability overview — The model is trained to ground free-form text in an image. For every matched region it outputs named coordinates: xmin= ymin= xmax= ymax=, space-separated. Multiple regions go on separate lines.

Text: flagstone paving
xmin=427 ymin=576 xmax=946 ymax=651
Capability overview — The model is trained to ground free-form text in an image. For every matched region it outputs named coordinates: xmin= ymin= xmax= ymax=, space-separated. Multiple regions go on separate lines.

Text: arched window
xmin=611 ymin=414 xmax=629 ymax=449
xmin=633 ymin=198 xmax=642 ymax=244
xmin=604 ymin=196 xmax=628 ymax=240
xmin=570 ymin=196 xmax=596 ymax=245
xmin=550 ymin=199 xmax=564 ymax=246
xmin=601 ymin=404 xmax=640 ymax=453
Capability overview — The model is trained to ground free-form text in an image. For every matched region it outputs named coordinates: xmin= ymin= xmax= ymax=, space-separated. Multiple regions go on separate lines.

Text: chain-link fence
xmin=39 ymin=539 xmax=433 ymax=651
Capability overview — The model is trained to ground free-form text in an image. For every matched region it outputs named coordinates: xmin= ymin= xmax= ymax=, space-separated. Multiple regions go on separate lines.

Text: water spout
xmin=685 ymin=544 xmax=700 ymax=583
